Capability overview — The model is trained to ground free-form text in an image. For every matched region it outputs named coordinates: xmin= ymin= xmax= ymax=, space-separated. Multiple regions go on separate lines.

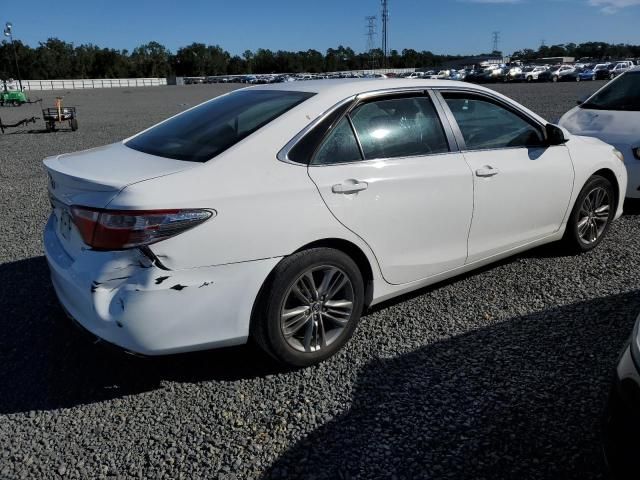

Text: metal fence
xmin=21 ymin=78 xmax=167 ymax=91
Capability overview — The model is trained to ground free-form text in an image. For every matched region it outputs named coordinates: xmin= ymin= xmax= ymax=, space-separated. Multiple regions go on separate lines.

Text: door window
xmin=442 ymin=92 xmax=544 ymax=150
xmin=312 ymin=117 xmax=363 ymax=165
xmin=349 ymin=97 xmax=449 ymax=160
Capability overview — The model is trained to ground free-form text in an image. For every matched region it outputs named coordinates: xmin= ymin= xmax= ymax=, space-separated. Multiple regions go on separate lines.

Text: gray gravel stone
xmin=0 ymin=81 xmax=637 ymax=480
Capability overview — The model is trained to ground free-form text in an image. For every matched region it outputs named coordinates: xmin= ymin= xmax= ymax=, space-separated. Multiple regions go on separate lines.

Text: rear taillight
xmin=69 ymin=207 xmax=214 ymax=250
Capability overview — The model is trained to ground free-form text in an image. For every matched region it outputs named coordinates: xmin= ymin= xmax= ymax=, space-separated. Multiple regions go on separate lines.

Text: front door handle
xmin=475 ymin=166 xmax=500 ymax=177
xmin=332 ymin=180 xmax=369 ymax=194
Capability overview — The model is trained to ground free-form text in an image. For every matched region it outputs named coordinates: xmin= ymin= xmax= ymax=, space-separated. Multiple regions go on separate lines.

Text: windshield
xmin=581 ymin=72 xmax=640 ymax=111
xmin=126 ymin=89 xmax=315 ymax=162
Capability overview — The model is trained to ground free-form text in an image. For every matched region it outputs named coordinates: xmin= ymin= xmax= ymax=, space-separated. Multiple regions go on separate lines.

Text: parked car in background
xmin=559 ymin=67 xmax=596 ymax=82
xmin=404 ymin=72 xmax=424 ymax=79
xmin=603 ymin=311 xmax=640 ymax=479
xmin=517 ymin=66 xmax=547 ymax=82
xmin=505 ymin=66 xmax=522 ymax=81
xmin=610 ymin=61 xmax=635 ymax=79
xmin=43 ymin=79 xmax=626 ymax=367
xmin=560 ymin=68 xmax=640 ymax=198
xmin=577 ymin=68 xmax=597 ymax=81
xmin=593 ymin=63 xmax=613 ymax=80
xmin=537 ymin=65 xmax=574 ymax=82
xmin=463 ymin=69 xmax=484 ymax=83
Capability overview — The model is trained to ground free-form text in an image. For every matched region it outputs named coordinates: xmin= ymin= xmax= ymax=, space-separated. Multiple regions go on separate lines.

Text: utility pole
xmin=365 ymin=16 xmax=378 ymax=70
xmin=381 ymin=0 xmax=389 ymax=67
xmin=492 ymin=31 xmax=500 ymax=54
xmin=3 ymin=22 xmax=22 ymax=90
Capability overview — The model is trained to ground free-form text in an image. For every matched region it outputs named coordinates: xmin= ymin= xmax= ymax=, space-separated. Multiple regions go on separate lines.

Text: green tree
xmin=130 ymin=41 xmax=171 ymax=77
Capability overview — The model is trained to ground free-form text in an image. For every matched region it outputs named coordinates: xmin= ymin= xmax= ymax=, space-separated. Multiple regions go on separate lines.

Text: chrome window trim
xmin=276 ymin=95 xmax=357 ymax=165
xmin=432 ymin=87 xmax=548 ymax=152
xmin=277 ymin=86 xmax=463 ymax=166
xmin=307 ymin=150 xmax=465 ymax=168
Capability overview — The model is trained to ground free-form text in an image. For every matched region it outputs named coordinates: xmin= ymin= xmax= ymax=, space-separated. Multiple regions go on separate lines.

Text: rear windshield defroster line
xmin=126 ymin=90 xmax=315 ymax=163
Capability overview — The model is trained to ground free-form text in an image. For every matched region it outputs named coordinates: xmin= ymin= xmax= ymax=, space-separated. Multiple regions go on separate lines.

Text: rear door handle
xmin=475 ymin=166 xmax=500 ymax=177
xmin=332 ymin=180 xmax=369 ymax=194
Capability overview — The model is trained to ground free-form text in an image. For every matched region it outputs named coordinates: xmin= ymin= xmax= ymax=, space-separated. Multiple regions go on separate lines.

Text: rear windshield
xmin=126 ymin=89 xmax=315 ymax=162
xmin=581 ymin=72 xmax=640 ymax=111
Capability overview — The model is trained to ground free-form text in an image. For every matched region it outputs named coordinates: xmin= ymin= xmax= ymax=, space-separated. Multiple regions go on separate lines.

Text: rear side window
xmin=582 ymin=72 xmax=640 ymax=111
xmin=126 ymin=90 xmax=315 ymax=162
xmin=349 ymin=96 xmax=449 ymax=160
xmin=312 ymin=118 xmax=362 ymax=165
xmin=442 ymin=92 xmax=544 ymax=150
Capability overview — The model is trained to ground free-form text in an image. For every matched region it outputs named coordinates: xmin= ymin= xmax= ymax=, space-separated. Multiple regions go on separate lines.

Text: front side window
xmin=349 ymin=96 xmax=449 ymax=160
xmin=442 ymin=92 xmax=544 ymax=150
xmin=126 ymin=90 xmax=315 ymax=162
xmin=582 ymin=72 xmax=640 ymax=111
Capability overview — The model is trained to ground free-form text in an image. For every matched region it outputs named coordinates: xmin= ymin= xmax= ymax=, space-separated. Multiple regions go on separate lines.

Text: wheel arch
xmin=291 ymin=238 xmax=375 ymax=310
xmin=251 ymin=238 xmax=377 ymax=330
xmin=592 ymin=168 xmax=620 ymax=211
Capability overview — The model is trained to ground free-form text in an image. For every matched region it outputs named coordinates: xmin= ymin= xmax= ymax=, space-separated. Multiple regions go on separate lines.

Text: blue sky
xmin=5 ymin=0 xmax=640 ymax=55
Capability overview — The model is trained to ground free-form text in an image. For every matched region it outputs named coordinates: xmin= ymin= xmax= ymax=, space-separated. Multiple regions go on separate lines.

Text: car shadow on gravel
xmin=263 ymin=291 xmax=640 ymax=480
xmin=623 ymin=198 xmax=640 ymax=216
xmin=0 ymin=256 xmax=282 ymax=414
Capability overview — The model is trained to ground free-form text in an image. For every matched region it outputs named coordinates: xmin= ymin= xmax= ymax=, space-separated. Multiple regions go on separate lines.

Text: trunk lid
xmin=44 ymin=141 xmax=199 ymax=208
xmin=44 ymin=142 xmax=199 ymax=259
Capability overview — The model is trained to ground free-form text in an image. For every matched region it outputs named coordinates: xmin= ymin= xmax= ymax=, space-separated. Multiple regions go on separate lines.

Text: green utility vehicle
xmin=0 ymin=82 xmax=28 ymax=106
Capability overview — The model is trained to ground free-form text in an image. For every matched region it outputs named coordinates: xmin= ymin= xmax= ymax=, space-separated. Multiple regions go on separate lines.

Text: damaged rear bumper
xmin=44 ymin=216 xmax=281 ymax=355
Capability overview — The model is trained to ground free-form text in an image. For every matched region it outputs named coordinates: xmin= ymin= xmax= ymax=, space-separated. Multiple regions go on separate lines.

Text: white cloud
xmin=588 ymin=0 xmax=640 ymax=13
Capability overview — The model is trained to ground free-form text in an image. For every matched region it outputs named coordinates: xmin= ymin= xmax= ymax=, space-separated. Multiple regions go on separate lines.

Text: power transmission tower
xmin=365 ymin=16 xmax=378 ymax=70
xmin=492 ymin=31 xmax=500 ymax=53
xmin=541 ymin=39 xmax=546 ymax=47
xmin=381 ymin=0 xmax=389 ymax=67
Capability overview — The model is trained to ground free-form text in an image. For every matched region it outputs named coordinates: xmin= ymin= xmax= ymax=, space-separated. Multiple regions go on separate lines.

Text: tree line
xmin=1 ymin=38 xmax=639 ymax=80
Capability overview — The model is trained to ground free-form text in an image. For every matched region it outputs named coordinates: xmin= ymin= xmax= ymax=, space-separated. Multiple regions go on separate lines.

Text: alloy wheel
xmin=577 ymin=186 xmax=611 ymax=244
xmin=280 ymin=265 xmax=354 ymax=353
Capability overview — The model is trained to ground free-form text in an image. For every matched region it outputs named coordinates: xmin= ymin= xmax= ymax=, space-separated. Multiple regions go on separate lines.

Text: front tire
xmin=563 ymin=175 xmax=615 ymax=253
xmin=252 ymin=248 xmax=364 ymax=367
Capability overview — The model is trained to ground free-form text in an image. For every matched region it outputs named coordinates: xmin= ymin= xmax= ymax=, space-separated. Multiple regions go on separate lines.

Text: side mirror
xmin=546 ymin=124 xmax=567 ymax=145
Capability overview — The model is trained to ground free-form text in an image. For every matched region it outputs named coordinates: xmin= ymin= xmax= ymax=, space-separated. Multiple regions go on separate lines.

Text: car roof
xmin=246 ymin=77 xmax=493 ymax=98
xmin=242 ymin=77 xmax=549 ymax=126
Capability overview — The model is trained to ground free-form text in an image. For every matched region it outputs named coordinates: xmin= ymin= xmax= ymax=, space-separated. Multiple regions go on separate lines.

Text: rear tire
xmin=562 ymin=175 xmax=616 ymax=253
xmin=252 ymin=248 xmax=364 ymax=367
xmin=70 ymin=118 xmax=78 ymax=131
xmin=552 ymin=75 xmax=559 ymax=83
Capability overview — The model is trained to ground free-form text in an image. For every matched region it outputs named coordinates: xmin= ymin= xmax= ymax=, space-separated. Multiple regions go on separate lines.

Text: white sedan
xmin=44 ymin=79 xmax=627 ymax=366
xmin=560 ymin=68 xmax=640 ymax=198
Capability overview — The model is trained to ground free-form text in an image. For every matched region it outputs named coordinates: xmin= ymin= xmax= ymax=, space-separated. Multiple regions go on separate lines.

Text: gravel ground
xmin=1 ymin=80 xmax=639 ymax=480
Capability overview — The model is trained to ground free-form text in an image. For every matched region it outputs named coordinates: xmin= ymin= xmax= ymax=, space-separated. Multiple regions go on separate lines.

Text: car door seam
xmin=305 ymin=165 xmax=394 ymax=286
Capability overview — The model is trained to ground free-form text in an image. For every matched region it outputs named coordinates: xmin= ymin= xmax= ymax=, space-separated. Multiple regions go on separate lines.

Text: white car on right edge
xmin=560 ymin=67 xmax=640 ymax=198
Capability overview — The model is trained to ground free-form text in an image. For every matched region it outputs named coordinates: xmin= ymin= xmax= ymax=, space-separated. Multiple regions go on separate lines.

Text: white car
xmin=44 ymin=79 xmax=627 ymax=366
xmin=560 ymin=68 xmax=640 ymax=198
xmin=610 ymin=62 xmax=634 ymax=79
xmin=523 ymin=66 xmax=547 ymax=82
